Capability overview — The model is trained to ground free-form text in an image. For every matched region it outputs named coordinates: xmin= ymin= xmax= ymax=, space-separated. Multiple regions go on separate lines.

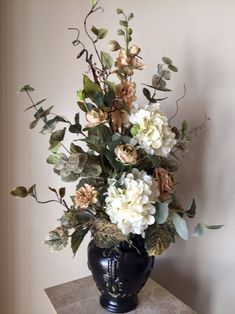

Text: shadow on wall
xmin=151 ymin=41 xmax=221 ymax=314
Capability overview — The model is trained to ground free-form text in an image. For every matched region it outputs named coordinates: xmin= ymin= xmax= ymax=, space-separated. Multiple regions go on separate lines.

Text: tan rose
xmin=154 ymin=167 xmax=174 ymax=199
xmin=115 ymin=144 xmax=137 ymax=164
xmin=86 ymin=109 xmax=108 ymax=127
xmin=75 ymin=184 xmax=98 ymax=209
xmin=111 ymin=80 xmax=137 ymax=131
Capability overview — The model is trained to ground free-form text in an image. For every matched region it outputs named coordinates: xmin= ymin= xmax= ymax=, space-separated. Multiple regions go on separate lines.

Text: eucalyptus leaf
xmin=172 ymin=212 xmax=188 ymax=240
xmin=11 ymin=186 xmax=28 ymax=198
xmin=49 ymin=128 xmax=66 ymax=145
xmin=71 ymin=228 xmax=89 ymax=256
xmin=162 ymin=57 xmax=172 ymax=65
xmin=20 ymin=84 xmax=35 ymax=92
xmin=186 ymin=198 xmax=196 ymax=218
xmin=101 ymin=51 xmax=113 ymax=69
xmin=83 ymin=75 xmax=103 ymax=102
xmin=47 ymin=154 xmax=60 ymax=165
xmin=155 ymin=202 xmax=169 ymax=224
xmin=59 ymin=187 xmax=66 ymax=199
xmin=193 ymin=223 xmax=204 ymax=237
xmin=27 ymin=184 xmax=36 ymax=196
xmin=204 ymin=224 xmax=224 ymax=230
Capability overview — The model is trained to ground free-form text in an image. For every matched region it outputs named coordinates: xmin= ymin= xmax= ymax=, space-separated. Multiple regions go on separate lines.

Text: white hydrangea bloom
xmin=129 ymin=103 xmax=176 ymax=156
xmin=105 ymin=168 xmax=159 ymax=236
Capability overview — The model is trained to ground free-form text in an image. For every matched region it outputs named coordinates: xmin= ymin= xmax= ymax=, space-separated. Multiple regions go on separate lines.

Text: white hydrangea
xmin=105 ymin=168 xmax=159 ymax=236
xmin=129 ymin=103 xmax=176 ymax=156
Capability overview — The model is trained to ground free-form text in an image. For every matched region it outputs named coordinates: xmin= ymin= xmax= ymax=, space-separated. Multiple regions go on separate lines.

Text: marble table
xmin=45 ymin=275 xmax=196 ymax=314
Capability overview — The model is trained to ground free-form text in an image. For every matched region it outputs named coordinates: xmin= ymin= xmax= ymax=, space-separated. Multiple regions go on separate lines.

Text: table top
xmin=45 ymin=275 xmax=196 ymax=314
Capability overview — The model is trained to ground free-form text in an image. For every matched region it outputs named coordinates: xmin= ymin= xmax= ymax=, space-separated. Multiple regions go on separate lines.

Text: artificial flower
xmin=115 ymin=144 xmax=137 ymax=164
xmin=86 ymin=109 xmax=108 ymax=127
xmin=75 ymin=184 xmax=98 ymax=209
xmin=105 ymin=168 xmax=159 ymax=235
xmin=154 ymin=167 xmax=174 ymax=200
xmin=129 ymin=103 xmax=176 ymax=156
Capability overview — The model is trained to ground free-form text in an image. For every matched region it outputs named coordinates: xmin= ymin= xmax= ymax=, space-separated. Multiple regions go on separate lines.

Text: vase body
xmin=87 ymin=236 xmax=154 ymax=313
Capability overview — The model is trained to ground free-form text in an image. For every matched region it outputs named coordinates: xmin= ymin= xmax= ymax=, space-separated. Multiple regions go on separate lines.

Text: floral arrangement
xmin=11 ymin=1 xmax=222 ymax=256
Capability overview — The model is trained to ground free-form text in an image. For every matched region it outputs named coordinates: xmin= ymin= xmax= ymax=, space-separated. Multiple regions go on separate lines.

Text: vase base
xmin=100 ymin=294 xmax=138 ymax=313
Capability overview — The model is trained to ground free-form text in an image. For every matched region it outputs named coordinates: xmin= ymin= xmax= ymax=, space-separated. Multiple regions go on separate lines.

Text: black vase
xmin=87 ymin=236 xmax=154 ymax=313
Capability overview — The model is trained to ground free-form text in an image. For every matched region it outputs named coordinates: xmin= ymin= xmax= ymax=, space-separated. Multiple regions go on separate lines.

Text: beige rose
xmin=115 ymin=144 xmax=137 ymax=164
xmin=111 ymin=80 xmax=137 ymax=131
xmin=86 ymin=109 xmax=108 ymax=127
xmin=75 ymin=184 xmax=98 ymax=209
xmin=154 ymin=167 xmax=174 ymax=199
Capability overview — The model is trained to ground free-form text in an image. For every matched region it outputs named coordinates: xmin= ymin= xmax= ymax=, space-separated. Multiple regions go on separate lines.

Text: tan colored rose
xmin=111 ymin=80 xmax=137 ymax=131
xmin=75 ymin=184 xmax=98 ymax=209
xmin=154 ymin=167 xmax=174 ymax=199
xmin=86 ymin=109 xmax=108 ymax=127
xmin=115 ymin=144 xmax=137 ymax=164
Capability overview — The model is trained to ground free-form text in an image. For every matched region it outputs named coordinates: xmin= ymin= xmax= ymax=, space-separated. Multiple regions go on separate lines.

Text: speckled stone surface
xmin=45 ymin=276 xmax=196 ymax=314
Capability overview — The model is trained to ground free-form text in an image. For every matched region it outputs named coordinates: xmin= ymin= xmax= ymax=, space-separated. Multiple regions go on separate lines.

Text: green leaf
xmin=40 ymin=116 xmax=68 ymax=134
xmin=161 ymin=159 xmax=178 ymax=172
xmin=35 ymin=106 xmax=54 ymax=120
xmin=49 ymin=128 xmax=66 ymax=145
xmin=92 ymin=220 xmax=127 ymax=249
xmin=101 ymin=51 xmax=113 ymax=69
xmin=71 ymin=228 xmax=89 ymax=256
xmin=29 ymin=120 xmax=38 ymax=129
xmin=155 ymin=202 xmax=169 ymax=224
xmin=27 ymin=184 xmax=36 ymax=196
xmin=59 ymin=187 xmax=65 ymax=199
xmin=10 ymin=186 xmax=28 ymax=198
xmin=145 ymin=224 xmax=174 ymax=256
xmin=168 ymin=64 xmax=178 ymax=72
xmin=131 ymin=124 xmax=140 ymax=136
xmin=70 ymin=143 xmax=84 ymax=154
xmin=77 ymin=89 xmax=85 ymax=101
xmin=25 ymin=98 xmax=46 ymax=111
xmin=90 ymin=0 xmax=98 ymax=7
xmin=119 ymin=20 xmax=128 ymax=27
xmin=172 ymin=212 xmax=188 ymax=240
xmin=48 ymin=186 xmax=58 ymax=197
xmin=128 ymin=13 xmax=134 ymax=20
xmin=116 ymin=8 xmax=123 ymax=14
xmin=83 ymin=75 xmax=103 ymax=102
xmin=162 ymin=57 xmax=172 ymax=65
xmin=117 ymin=29 xmax=125 ymax=36
xmin=91 ymin=26 xmax=108 ymax=39
xmin=44 ymin=226 xmax=68 ymax=252
xmin=49 ymin=141 xmax=61 ymax=153
xmin=47 ymin=154 xmax=60 ymax=165
xmin=143 ymin=88 xmax=151 ymax=101
xmin=193 ymin=223 xmax=204 ymax=237
xmin=20 ymin=84 xmax=35 ymax=92
xmin=204 ymin=224 xmax=224 ymax=230
xmin=103 ymin=90 xmax=115 ymax=106
xmin=186 ymin=198 xmax=196 ymax=218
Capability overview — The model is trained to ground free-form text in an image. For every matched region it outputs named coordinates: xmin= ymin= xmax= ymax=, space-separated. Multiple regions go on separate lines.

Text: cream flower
xmin=115 ymin=144 xmax=137 ymax=164
xmin=105 ymin=168 xmax=159 ymax=235
xmin=75 ymin=184 xmax=98 ymax=209
xmin=129 ymin=103 xmax=176 ymax=156
xmin=86 ymin=109 xmax=108 ymax=127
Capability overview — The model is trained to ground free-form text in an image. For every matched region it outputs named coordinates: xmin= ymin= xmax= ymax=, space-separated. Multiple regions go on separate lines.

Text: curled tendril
xmin=169 ymin=84 xmax=187 ymax=123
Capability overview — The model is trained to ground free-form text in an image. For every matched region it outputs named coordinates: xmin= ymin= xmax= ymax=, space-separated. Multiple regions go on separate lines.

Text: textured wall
xmin=1 ymin=0 xmax=235 ymax=313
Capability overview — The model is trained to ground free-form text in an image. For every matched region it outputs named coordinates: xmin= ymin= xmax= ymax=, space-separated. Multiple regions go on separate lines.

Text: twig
xmin=169 ymin=84 xmax=186 ymax=123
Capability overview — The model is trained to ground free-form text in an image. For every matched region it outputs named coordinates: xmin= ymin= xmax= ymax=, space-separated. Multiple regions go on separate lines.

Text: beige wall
xmin=1 ymin=0 xmax=235 ymax=313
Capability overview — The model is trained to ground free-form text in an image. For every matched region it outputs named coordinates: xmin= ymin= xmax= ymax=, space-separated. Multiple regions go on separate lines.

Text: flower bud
xmin=129 ymin=44 xmax=141 ymax=56
xmin=109 ymin=40 xmax=121 ymax=52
